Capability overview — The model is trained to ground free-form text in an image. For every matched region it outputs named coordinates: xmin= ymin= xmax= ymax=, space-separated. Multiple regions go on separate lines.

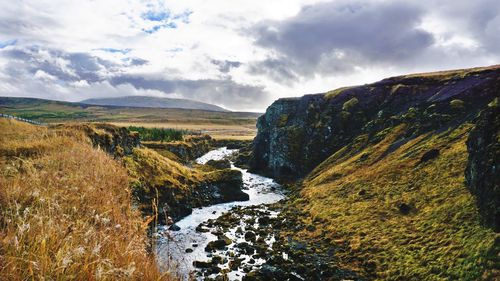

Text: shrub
xmin=129 ymin=126 xmax=186 ymax=142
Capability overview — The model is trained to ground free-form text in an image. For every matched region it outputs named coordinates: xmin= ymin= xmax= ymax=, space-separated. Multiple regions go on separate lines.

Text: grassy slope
xmin=0 ymin=119 xmax=170 ymax=280
xmin=0 ymin=97 xmax=260 ymax=139
xmin=292 ymin=123 xmax=498 ymax=280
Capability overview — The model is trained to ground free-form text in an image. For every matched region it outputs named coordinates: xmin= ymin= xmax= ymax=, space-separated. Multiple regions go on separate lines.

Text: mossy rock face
xmin=143 ymin=135 xmax=214 ymax=163
xmin=59 ymin=123 xmax=140 ymax=157
xmin=466 ymin=105 xmax=500 ymax=231
xmin=251 ymin=66 xmax=500 ymax=180
xmin=206 ymin=159 xmax=232 ymax=170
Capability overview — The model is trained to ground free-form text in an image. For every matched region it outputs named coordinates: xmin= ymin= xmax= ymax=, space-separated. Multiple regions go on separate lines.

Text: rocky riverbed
xmin=156 ymin=147 xmax=359 ymax=280
xmin=155 ymin=148 xmax=285 ymax=280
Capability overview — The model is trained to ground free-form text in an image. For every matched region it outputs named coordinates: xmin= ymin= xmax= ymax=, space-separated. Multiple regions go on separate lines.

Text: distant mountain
xmin=81 ymin=96 xmax=229 ymax=112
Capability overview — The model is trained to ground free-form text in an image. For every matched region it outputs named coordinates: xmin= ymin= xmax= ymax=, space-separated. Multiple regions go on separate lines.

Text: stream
xmin=156 ymin=147 xmax=286 ymax=280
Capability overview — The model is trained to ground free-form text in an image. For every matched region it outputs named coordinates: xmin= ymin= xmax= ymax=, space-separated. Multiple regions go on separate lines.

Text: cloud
xmin=0 ymin=45 xmax=270 ymax=111
xmin=211 ymin=59 xmax=242 ymax=73
xmin=0 ymin=0 xmax=499 ymax=111
xmin=109 ymin=75 xmax=271 ymax=110
xmin=249 ymin=1 xmax=435 ymax=82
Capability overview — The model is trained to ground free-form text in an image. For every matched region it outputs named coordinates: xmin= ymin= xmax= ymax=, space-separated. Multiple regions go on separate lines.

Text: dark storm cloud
xmin=429 ymin=0 xmax=500 ymax=53
xmin=248 ymin=58 xmax=298 ymax=83
xmin=249 ymin=0 xmax=434 ymax=81
xmin=2 ymin=46 xmax=113 ymax=83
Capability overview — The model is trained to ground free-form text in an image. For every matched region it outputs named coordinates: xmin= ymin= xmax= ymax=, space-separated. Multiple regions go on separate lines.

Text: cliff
xmin=252 ymin=65 xmax=500 ymax=179
xmin=251 ymin=65 xmax=500 ymax=280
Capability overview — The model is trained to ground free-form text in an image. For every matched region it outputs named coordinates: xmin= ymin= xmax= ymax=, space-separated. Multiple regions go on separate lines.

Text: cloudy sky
xmin=0 ymin=0 xmax=499 ymax=111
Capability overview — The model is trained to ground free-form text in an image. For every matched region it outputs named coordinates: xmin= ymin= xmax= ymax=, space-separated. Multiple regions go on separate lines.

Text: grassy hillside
xmin=0 ymin=97 xmax=260 ymax=139
xmin=294 ymin=123 xmax=498 ymax=280
xmin=251 ymin=65 xmax=500 ymax=280
xmin=0 ymin=119 xmax=169 ymax=280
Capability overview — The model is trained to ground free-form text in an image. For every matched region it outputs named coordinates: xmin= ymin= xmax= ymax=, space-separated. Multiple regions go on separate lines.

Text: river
xmin=156 ymin=147 xmax=285 ymax=280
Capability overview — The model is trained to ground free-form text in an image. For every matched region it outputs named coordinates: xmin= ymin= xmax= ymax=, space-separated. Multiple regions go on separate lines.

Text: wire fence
xmin=0 ymin=113 xmax=46 ymax=126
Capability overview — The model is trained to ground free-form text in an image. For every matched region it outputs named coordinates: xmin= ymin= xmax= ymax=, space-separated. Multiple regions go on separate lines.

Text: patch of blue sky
xmin=0 ymin=39 xmax=17 ymax=49
xmin=142 ymin=22 xmax=177 ymax=34
xmin=142 ymin=10 xmax=170 ymax=22
xmin=98 ymin=48 xmax=131 ymax=54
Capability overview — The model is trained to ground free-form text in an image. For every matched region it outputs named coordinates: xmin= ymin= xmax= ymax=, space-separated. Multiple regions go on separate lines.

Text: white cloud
xmin=0 ymin=0 xmax=499 ymax=111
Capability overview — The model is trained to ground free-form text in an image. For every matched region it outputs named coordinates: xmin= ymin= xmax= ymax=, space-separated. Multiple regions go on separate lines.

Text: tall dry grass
xmin=0 ymin=119 xmax=172 ymax=280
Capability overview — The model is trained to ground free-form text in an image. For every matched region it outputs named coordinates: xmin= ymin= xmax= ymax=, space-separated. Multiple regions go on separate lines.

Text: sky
xmin=0 ymin=0 xmax=499 ymax=112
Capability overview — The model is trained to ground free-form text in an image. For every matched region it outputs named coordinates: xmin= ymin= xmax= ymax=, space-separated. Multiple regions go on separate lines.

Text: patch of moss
xmin=488 ymin=97 xmax=499 ymax=108
xmin=325 ymin=87 xmax=353 ymax=99
xmin=342 ymin=97 xmax=359 ymax=111
xmin=277 ymin=114 xmax=289 ymax=127
xmin=450 ymin=99 xmax=465 ymax=110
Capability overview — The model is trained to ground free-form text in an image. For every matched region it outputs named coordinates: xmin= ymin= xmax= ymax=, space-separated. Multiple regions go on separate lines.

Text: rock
xmin=205 ymin=239 xmax=231 ymax=252
xmin=211 ymin=255 xmax=224 ymax=264
xmin=229 ymin=258 xmax=243 ymax=270
xmin=193 ymin=260 xmax=212 ymax=268
xmin=244 ymin=231 xmax=257 ymax=242
xmin=306 ymin=225 xmax=316 ymax=232
xmin=196 ymin=224 xmax=210 ymax=233
xmin=217 ymin=234 xmax=232 ymax=246
xmin=205 ymin=169 xmax=249 ymax=202
xmin=144 ymin=134 xmax=214 ymax=163
xmin=169 ymin=224 xmax=181 ymax=231
xmin=206 ymin=159 xmax=232 ymax=170
xmin=77 ymin=123 xmax=140 ymax=157
xmin=398 ymin=203 xmax=412 ymax=215
xmin=236 ymin=242 xmax=255 ymax=255
xmin=260 ymin=265 xmax=286 ymax=279
xmin=465 ymin=105 xmax=500 ymax=231
xmin=258 ymin=216 xmax=270 ymax=225
xmin=242 ymin=271 xmax=259 ymax=281
xmin=420 ymin=149 xmax=440 ymax=163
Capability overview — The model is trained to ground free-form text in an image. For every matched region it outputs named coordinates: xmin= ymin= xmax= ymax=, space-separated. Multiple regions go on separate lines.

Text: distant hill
xmin=81 ymin=96 xmax=229 ymax=112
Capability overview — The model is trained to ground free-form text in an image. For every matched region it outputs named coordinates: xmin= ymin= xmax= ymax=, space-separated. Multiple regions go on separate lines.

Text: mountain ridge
xmin=81 ymin=95 xmax=229 ymax=112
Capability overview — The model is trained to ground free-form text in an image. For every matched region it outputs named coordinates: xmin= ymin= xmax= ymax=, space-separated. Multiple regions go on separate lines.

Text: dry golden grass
xmin=0 ymin=119 xmax=172 ymax=280
xmin=400 ymin=64 xmax=500 ymax=79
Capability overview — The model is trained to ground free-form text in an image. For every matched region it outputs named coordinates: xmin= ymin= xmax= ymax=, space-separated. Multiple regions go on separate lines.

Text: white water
xmin=156 ymin=147 xmax=285 ymax=280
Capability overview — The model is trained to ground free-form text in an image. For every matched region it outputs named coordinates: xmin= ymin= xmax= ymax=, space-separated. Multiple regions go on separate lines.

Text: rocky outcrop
xmin=466 ymin=101 xmax=500 ymax=231
xmin=146 ymin=168 xmax=248 ymax=222
xmin=143 ymin=135 xmax=214 ymax=163
xmin=251 ymin=66 xmax=500 ymax=179
xmin=57 ymin=123 xmax=140 ymax=157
